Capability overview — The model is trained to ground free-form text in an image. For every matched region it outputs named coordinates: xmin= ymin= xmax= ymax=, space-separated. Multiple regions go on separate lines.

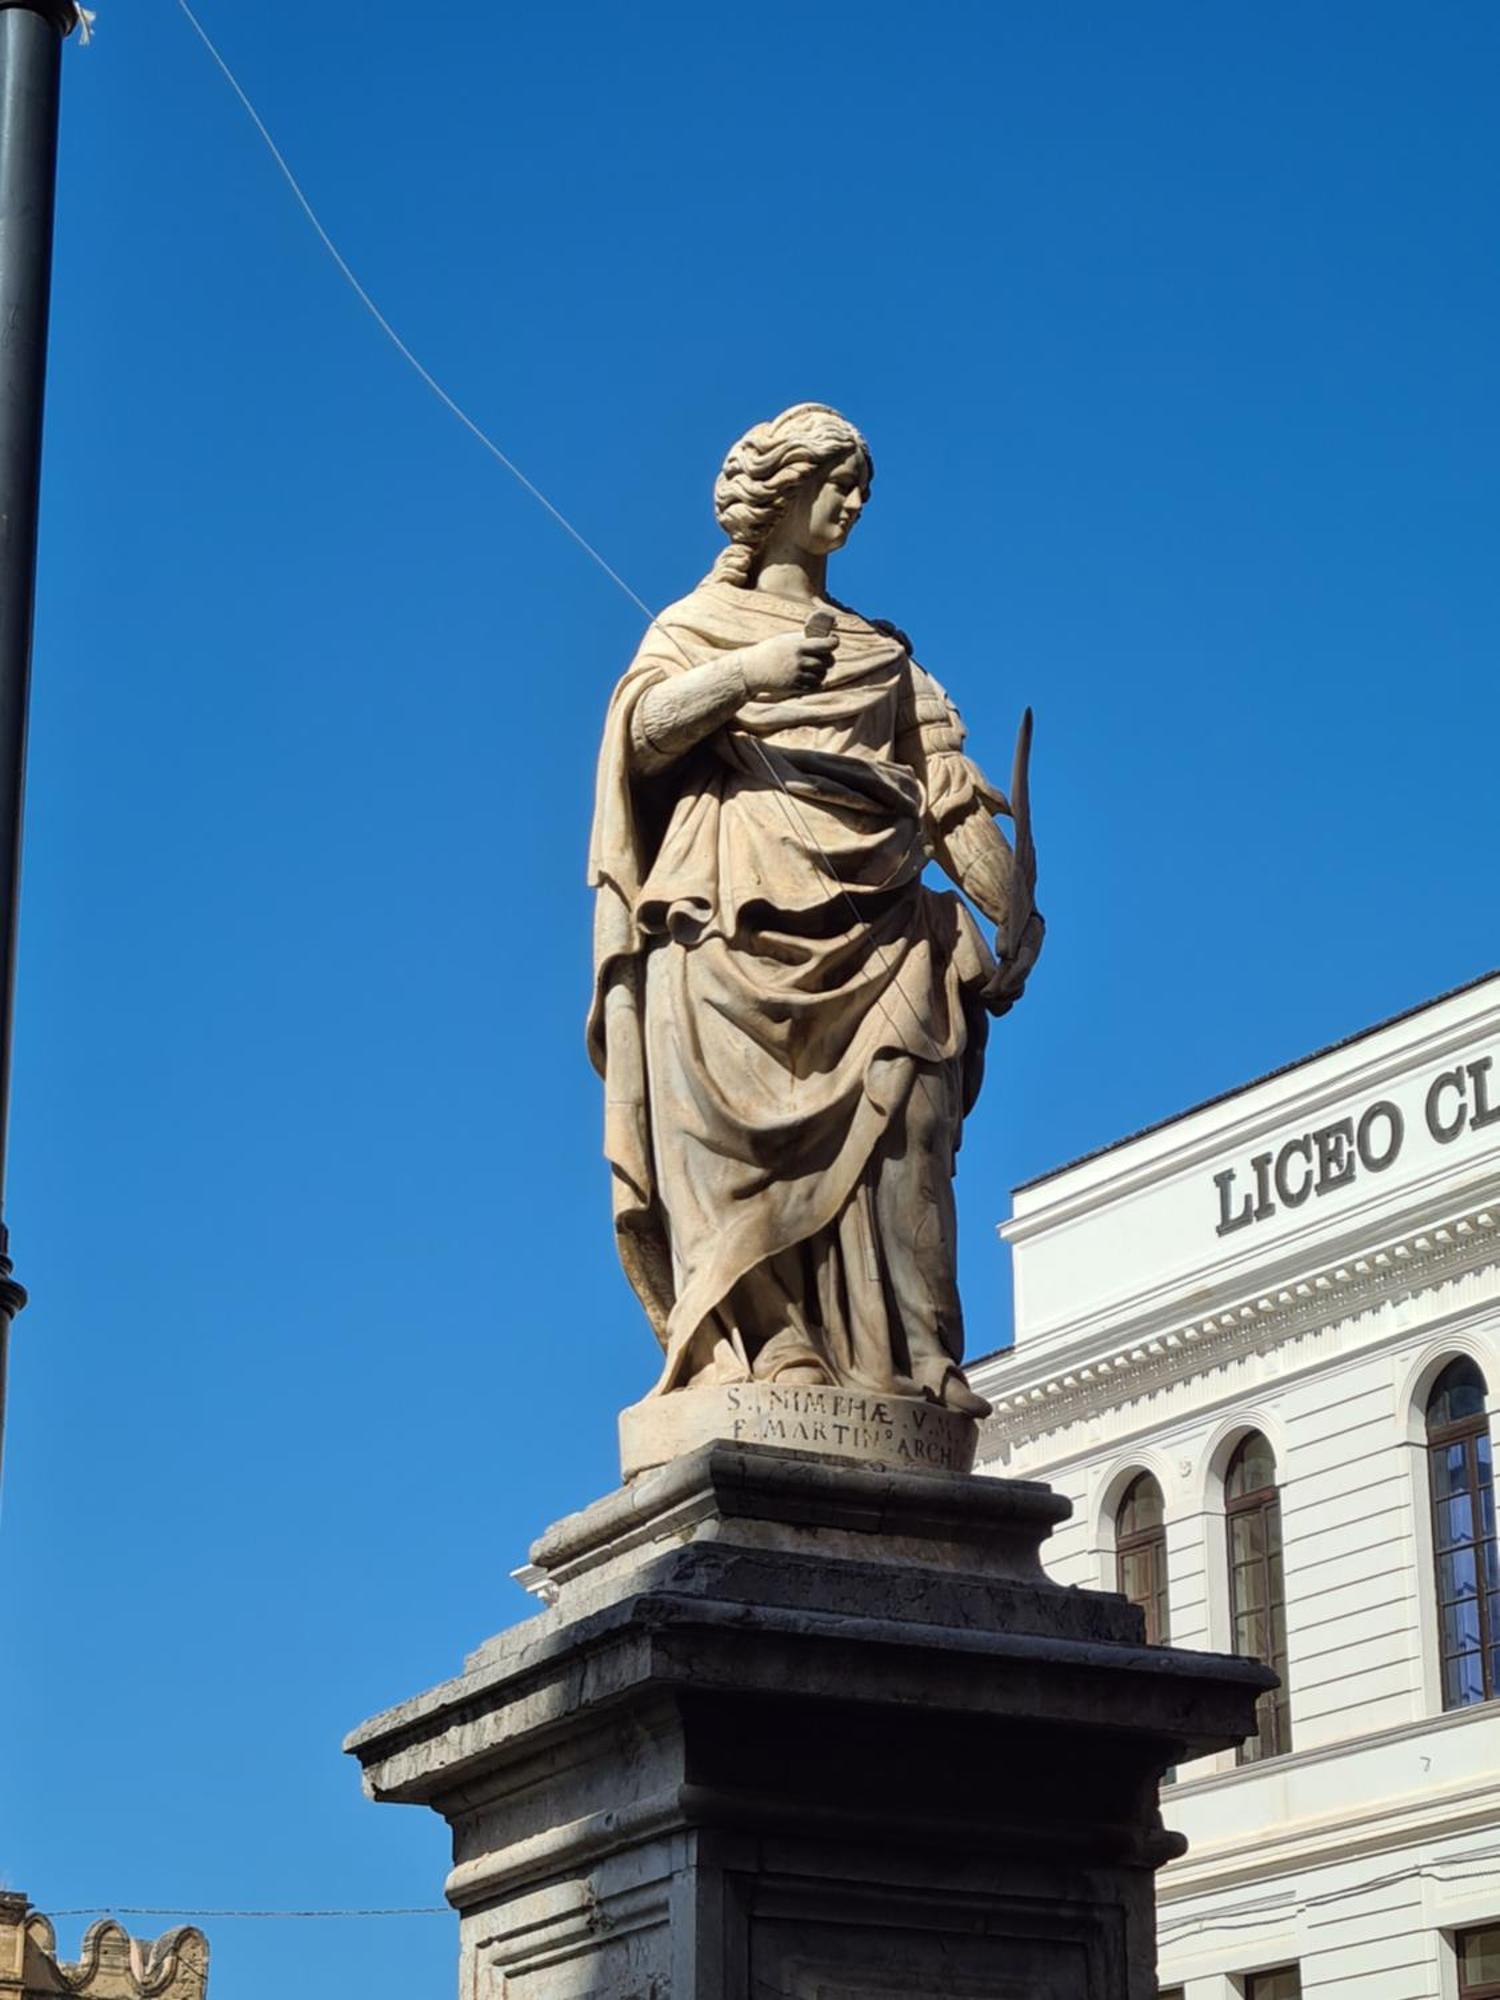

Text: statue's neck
xmin=754 ymin=545 xmax=827 ymax=605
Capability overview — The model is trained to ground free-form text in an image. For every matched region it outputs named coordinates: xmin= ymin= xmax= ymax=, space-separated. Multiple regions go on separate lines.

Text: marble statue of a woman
xmin=589 ymin=404 xmax=1044 ymax=1468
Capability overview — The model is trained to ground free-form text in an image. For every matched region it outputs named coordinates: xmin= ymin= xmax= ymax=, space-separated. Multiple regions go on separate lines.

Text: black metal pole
xmin=0 ymin=0 xmax=77 ymax=1475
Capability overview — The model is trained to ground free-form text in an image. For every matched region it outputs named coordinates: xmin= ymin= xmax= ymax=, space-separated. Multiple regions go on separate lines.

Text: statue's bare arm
xmin=899 ymin=666 xmax=1045 ymax=1011
xmin=630 ymin=630 xmax=840 ymax=774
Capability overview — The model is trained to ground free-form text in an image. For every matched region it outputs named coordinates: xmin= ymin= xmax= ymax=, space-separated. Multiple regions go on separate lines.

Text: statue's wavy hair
xmin=705 ymin=403 xmax=873 ymax=588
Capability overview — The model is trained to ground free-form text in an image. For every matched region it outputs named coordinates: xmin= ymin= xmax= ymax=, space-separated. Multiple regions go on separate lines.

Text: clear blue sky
xmin=1 ymin=3 xmax=1495 ymax=1995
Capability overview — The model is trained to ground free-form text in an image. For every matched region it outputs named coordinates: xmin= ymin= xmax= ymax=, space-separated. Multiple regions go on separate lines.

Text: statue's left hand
xmin=982 ymin=910 xmax=1045 ymax=1017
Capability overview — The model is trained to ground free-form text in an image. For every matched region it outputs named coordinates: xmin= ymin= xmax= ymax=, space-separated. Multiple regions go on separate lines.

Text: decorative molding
xmin=997 ymin=1161 xmax=1500 ymax=1386
xmin=978 ymin=1201 xmax=1500 ymax=1449
xmin=1162 ymin=1770 xmax=1500 ymax=1903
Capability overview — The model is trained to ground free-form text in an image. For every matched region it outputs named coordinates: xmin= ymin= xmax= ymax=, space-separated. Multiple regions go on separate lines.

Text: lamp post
xmin=0 ymin=0 xmax=82 ymax=1474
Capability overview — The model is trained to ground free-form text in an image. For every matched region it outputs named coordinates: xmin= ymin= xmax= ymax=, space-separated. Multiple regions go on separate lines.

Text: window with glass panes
xmin=1117 ymin=1472 xmax=1170 ymax=1644
xmin=1226 ymin=1432 xmax=1291 ymax=1762
xmin=1244 ymin=1967 xmax=1301 ymax=2000
xmin=1459 ymin=1922 xmax=1500 ymax=1998
xmin=1427 ymin=1358 xmax=1499 ymax=1710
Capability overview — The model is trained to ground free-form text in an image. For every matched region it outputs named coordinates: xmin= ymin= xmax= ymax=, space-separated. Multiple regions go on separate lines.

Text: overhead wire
xmin=48 ymin=1905 xmax=448 ymax=1920
xmin=171 ymin=0 xmax=660 ymax=634
xmin=45 ymin=1837 xmax=1500 ymax=1929
xmin=168 ymin=0 xmax=1000 ymax=1052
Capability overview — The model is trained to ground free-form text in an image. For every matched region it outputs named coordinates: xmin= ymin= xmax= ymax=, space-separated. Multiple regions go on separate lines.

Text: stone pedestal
xmin=346 ymin=1445 xmax=1269 ymax=1999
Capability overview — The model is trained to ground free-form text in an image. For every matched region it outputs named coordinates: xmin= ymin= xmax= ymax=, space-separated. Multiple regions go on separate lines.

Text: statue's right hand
xmin=737 ymin=630 xmax=839 ymax=697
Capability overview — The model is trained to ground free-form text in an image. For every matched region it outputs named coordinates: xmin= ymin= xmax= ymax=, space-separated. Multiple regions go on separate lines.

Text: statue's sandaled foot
xmin=772 ymin=1362 xmax=834 ymax=1386
xmin=919 ymin=1364 xmax=992 ymax=1419
xmin=942 ymin=1371 xmax=993 ymax=1418
xmin=754 ymin=1339 xmax=837 ymax=1388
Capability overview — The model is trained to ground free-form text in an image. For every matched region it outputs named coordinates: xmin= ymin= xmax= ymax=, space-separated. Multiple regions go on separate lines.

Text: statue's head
xmin=711 ymin=403 xmax=873 ymax=585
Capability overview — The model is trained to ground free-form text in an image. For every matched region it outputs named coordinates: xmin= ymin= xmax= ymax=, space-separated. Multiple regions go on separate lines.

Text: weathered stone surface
xmin=0 ymin=1898 xmax=209 ymax=2000
xmin=590 ymin=404 xmax=1046 ymax=1444
xmin=348 ymin=1445 xmax=1269 ymax=1998
xmin=619 ymin=1381 xmax=976 ymax=1480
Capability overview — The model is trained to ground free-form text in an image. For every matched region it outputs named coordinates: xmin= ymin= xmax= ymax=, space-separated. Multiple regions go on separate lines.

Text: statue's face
xmin=787 ymin=450 xmax=868 ymax=557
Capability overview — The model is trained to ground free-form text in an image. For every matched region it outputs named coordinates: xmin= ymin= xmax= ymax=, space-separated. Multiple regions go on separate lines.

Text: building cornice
xmin=977 ymin=1197 xmax=1500 ymax=1444
xmin=1161 ymin=1765 xmax=1500 ymax=1905
xmin=1001 ymin=1163 xmax=1500 ymax=1373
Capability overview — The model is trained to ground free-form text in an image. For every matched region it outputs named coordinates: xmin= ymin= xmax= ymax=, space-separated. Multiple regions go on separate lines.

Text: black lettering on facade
xmin=1426 ymin=1067 xmax=1468 ymax=1143
xmin=1215 ymin=1168 xmax=1255 ymax=1237
xmin=1209 ymin=1047 xmax=1497 ymax=1234
xmin=1274 ymin=1135 xmax=1314 ymax=1208
xmin=1469 ymin=1057 xmax=1500 ymax=1131
xmin=1314 ymin=1118 xmax=1357 ymax=1194
xmin=1356 ymin=1099 xmax=1404 ymax=1172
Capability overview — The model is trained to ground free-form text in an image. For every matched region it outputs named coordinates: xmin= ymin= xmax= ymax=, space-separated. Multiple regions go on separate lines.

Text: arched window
xmin=1426 ymin=1357 xmax=1498 ymax=1710
xmin=1226 ymin=1432 xmax=1291 ymax=1762
xmin=1116 ymin=1472 xmax=1170 ymax=1644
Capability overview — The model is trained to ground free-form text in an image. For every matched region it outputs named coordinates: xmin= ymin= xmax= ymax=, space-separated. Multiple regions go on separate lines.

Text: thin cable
xmin=48 ymin=1905 xmax=448 ymax=1921
xmin=40 ymin=1848 xmax=1500 ymax=1930
xmin=170 ymin=1 xmax=975 ymax=1052
xmin=171 ymin=0 xmax=657 ymax=629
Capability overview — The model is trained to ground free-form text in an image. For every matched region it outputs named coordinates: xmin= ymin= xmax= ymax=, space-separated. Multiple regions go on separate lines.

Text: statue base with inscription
xmin=619 ymin=1381 xmax=977 ymax=1479
xmin=347 ymin=1442 xmax=1270 ymax=2000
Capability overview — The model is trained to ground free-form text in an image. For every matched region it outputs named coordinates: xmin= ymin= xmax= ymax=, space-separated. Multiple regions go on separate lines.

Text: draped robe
xmin=587 ymin=579 xmax=1007 ymax=1398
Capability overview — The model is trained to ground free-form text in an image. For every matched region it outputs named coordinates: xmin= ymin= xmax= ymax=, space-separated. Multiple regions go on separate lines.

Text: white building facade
xmin=973 ymin=973 xmax=1500 ymax=2000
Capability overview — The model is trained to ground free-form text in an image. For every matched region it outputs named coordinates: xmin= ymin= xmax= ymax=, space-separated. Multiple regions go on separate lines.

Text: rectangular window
xmin=1245 ymin=1969 xmax=1301 ymax=2000
xmin=1229 ymin=1492 xmax=1291 ymax=1759
xmin=1158 ymin=1989 xmax=1185 ymax=2000
xmin=1460 ymin=1922 xmax=1500 ymax=1999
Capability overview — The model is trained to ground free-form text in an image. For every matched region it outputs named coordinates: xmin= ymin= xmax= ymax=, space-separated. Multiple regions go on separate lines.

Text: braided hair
xmin=704 ymin=403 xmax=873 ymax=588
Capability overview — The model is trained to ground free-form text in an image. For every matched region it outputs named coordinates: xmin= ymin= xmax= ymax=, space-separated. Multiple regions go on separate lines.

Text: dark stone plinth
xmin=346 ymin=1445 xmax=1270 ymax=1998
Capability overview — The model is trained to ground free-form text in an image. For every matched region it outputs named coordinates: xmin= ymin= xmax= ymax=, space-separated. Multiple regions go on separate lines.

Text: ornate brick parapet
xmin=0 ymin=1897 xmax=208 ymax=1999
